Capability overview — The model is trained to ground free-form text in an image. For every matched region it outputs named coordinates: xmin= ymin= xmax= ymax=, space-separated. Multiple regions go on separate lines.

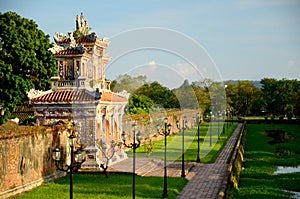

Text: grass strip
xmin=16 ymin=173 xmax=187 ymax=199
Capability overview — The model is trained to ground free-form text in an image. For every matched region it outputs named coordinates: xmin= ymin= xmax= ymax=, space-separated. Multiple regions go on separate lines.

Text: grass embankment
xmin=131 ymin=122 xmax=238 ymax=163
xmin=233 ymin=124 xmax=300 ymax=199
xmin=16 ymin=173 xmax=187 ymax=199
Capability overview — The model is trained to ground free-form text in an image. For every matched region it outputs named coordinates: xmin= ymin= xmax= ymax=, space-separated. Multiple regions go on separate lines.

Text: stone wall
xmin=0 ymin=122 xmax=61 ymax=199
xmin=223 ymin=122 xmax=247 ymax=198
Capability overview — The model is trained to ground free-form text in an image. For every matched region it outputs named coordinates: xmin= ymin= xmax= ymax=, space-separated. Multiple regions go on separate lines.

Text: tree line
xmin=112 ymin=75 xmax=300 ymax=118
xmin=0 ymin=12 xmax=299 ymax=123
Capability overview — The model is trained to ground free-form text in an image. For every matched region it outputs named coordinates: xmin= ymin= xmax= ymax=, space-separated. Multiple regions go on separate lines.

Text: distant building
xmin=27 ymin=13 xmax=129 ymax=169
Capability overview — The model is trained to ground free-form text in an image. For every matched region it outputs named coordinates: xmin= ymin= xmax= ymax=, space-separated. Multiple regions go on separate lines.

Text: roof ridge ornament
xmin=85 ymin=32 xmax=97 ymax=42
xmin=27 ymin=89 xmax=52 ymax=100
xmin=76 ymin=12 xmax=89 ymax=35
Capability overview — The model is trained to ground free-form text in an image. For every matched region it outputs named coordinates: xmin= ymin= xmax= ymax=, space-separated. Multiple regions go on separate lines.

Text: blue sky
xmin=1 ymin=0 xmax=300 ymax=88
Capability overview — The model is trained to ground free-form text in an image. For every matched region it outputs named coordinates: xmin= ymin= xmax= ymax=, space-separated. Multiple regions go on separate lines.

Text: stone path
xmin=108 ymin=123 xmax=243 ymax=199
xmin=176 ymin=123 xmax=242 ymax=199
xmin=108 ymin=157 xmax=195 ymax=177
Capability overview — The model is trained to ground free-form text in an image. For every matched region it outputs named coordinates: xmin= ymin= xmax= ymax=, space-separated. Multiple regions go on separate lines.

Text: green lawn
xmin=131 ymin=122 xmax=238 ymax=163
xmin=233 ymin=123 xmax=300 ymax=199
xmin=16 ymin=173 xmax=187 ymax=199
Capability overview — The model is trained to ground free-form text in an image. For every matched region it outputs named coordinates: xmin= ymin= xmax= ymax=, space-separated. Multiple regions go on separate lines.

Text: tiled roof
xmin=31 ymin=90 xmax=95 ymax=103
xmin=76 ymin=33 xmax=97 ymax=44
xmin=57 ymin=38 xmax=71 ymax=44
xmin=77 ymin=36 xmax=95 ymax=44
xmin=55 ymin=49 xmax=84 ymax=56
xmin=101 ymin=92 xmax=128 ymax=103
xmin=30 ymin=90 xmax=127 ymax=103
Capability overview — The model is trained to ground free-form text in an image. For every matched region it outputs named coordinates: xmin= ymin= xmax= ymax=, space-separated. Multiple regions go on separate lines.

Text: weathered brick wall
xmin=0 ymin=122 xmax=61 ymax=198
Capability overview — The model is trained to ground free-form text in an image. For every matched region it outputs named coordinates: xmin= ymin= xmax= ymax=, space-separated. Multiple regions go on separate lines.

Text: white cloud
xmin=148 ymin=60 xmax=157 ymax=73
xmin=171 ymin=62 xmax=196 ymax=77
xmin=169 ymin=62 xmax=209 ymax=83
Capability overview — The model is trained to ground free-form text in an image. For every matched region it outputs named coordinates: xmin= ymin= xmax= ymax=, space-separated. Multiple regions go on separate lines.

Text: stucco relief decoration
xmin=48 ymin=44 xmax=64 ymax=54
xmin=68 ymin=32 xmax=76 ymax=47
xmin=53 ymin=32 xmax=68 ymax=43
xmin=50 ymin=32 xmax=84 ymax=54
xmin=101 ymin=37 xmax=110 ymax=45
xmin=27 ymin=89 xmax=52 ymax=100
xmin=76 ymin=12 xmax=89 ymax=34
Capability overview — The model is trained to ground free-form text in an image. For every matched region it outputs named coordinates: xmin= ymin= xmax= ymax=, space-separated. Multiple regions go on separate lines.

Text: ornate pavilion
xmin=27 ymin=13 xmax=129 ymax=169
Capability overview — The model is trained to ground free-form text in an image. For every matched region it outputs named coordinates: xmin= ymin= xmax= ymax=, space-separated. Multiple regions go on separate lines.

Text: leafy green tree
xmin=112 ymin=75 xmax=179 ymax=112
xmin=127 ymin=94 xmax=154 ymax=114
xmin=208 ymin=81 xmax=227 ymax=115
xmin=249 ymin=89 xmax=263 ymax=115
xmin=276 ymin=79 xmax=299 ymax=117
xmin=226 ymin=80 xmax=260 ymax=116
xmin=191 ymin=80 xmax=212 ymax=117
xmin=0 ymin=12 xmax=57 ymax=119
xmin=135 ymin=81 xmax=179 ymax=108
xmin=261 ymin=78 xmax=299 ymax=116
xmin=111 ymin=74 xmax=147 ymax=93
xmin=295 ymin=87 xmax=300 ymax=117
xmin=173 ymin=80 xmax=198 ymax=109
xmin=260 ymin=78 xmax=278 ymax=114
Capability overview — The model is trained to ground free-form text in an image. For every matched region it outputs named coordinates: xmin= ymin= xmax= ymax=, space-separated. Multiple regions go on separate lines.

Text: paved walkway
xmin=176 ymin=123 xmax=242 ymax=199
xmin=108 ymin=123 xmax=243 ymax=199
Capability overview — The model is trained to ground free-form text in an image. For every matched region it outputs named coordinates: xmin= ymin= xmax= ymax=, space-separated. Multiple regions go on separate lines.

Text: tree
xmin=111 ymin=74 xmax=147 ymax=93
xmin=276 ymin=79 xmax=299 ymax=117
xmin=208 ymin=81 xmax=227 ymax=115
xmin=260 ymin=78 xmax=280 ymax=115
xmin=173 ymin=80 xmax=199 ymax=109
xmin=261 ymin=78 xmax=300 ymax=116
xmin=112 ymin=75 xmax=179 ymax=112
xmin=99 ymin=140 xmax=120 ymax=178
xmin=127 ymin=94 xmax=154 ymax=114
xmin=295 ymin=87 xmax=300 ymax=117
xmin=249 ymin=89 xmax=263 ymax=116
xmin=135 ymin=81 xmax=179 ymax=109
xmin=225 ymin=81 xmax=260 ymax=116
xmin=191 ymin=80 xmax=212 ymax=117
xmin=0 ymin=12 xmax=57 ymax=119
